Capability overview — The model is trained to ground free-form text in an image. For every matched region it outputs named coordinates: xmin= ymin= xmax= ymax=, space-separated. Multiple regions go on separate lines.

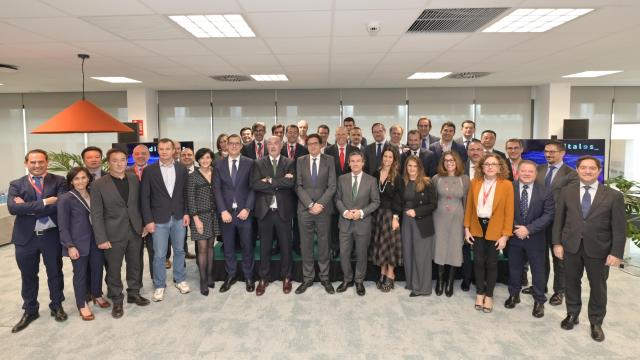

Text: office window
xmin=409 ymin=87 xmax=474 ymax=138
xmin=276 ymin=89 xmax=340 ymax=135
xmin=212 ymin=90 xmax=275 ymax=141
xmin=159 ymin=90 xmax=212 ymax=151
xmin=475 ymin=87 xmax=532 ymax=151
xmin=0 ymin=94 xmax=27 ymax=191
xmin=341 ymin=89 xmax=406 ymax=142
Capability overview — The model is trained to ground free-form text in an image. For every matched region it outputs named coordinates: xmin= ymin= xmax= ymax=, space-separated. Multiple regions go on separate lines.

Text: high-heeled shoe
xmin=91 ymin=296 xmax=111 ymax=308
xmin=78 ymin=306 xmax=95 ymax=321
xmin=381 ymin=277 xmax=395 ymax=293
xmin=483 ymin=297 xmax=494 ymax=313
xmin=475 ymin=295 xmax=484 ymax=311
xmin=200 ymin=280 xmax=209 ymax=296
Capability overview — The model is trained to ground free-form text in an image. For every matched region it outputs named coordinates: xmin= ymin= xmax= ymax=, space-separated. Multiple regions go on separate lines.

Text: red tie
xmin=339 ymin=147 xmax=345 ymax=170
xmin=289 ymin=144 xmax=295 ymax=158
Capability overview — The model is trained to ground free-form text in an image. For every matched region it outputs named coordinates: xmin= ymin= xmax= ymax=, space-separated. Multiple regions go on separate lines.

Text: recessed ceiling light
xmin=483 ymin=8 xmax=593 ymax=33
xmin=250 ymin=74 xmax=288 ymax=81
xmin=169 ymin=14 xmax=255 ymax=38
xmin=408 ymin=72 xmax=451 ymax=80
xmin=562 ymin=71 xmax=622 ymax=78
xmin=91 ymin=77 xmax=142 ymax=84
xmin=0 ymin=83 xmax=4 ymax=86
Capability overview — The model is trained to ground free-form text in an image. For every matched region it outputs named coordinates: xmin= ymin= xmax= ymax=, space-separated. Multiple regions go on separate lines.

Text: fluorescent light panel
xmin=169 ymin=14 xmax=255 ymax=38
xmin=562 ymin=71 xmax=622 ymax=78
xmin=483 ymin=8 xmax=593 ymax=33
xmin=408 ymin=72 xmax=451 ymax=80
xmin=91 ymin=77 xmax=141 ymax=84
xmin=251 ymin=74 xmax=288 ymax=81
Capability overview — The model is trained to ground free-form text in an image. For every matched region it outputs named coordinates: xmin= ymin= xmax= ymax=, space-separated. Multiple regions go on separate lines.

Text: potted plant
xmin=47 ymin=150 xmax=108 ymax=174
xmin=605 ymin=176 xmax=640 ymax=258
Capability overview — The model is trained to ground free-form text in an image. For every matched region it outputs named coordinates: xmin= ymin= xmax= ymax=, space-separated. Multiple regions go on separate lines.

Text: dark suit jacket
xmin=391 ymin=177 xmax=438 ymax=238
xmin=140 ymin=161 xmax=189 ymax=225
xmin=57 ymin=190 xmax=94 ymax=256
xmin=421 ymin=134 xmax=440 ymax=149
xmin=280 ymin=142 xmax=309 ymax=160
xmin=325 ymin=143 xmax=358 ymax=177
xmin=401 ymin=149 xmax=437 ymax=177
xmin=214 ymin=155 xmax=255 ymax=214
xmin=91 ymin=173 xmax=143 ymax=244
xmin=8 ymin=173 xmax=67 ymax=245
xmin=536 ymin=163 xmax=579 ymax=201
xmin=349 ymin=136 xmax=368 ymax=147
xmin=429 ymin=141 xmax=469 ymax=164
xmin=364 ymin=141 xmax=398 ymax=175
xmin=455 ymin=136 xmax=479 ymax=145
xmin=552 ymin=183 xmax=626 ymax=258
xmin=295 ymin=153 xmax=337 ymax=214
xmin=251 ymin=156 xmax=296 ymax=221
xmin=510 ymin=182 xmax=555 ymax=244
xmin=241 ymin=140 xmax=266 ymax=160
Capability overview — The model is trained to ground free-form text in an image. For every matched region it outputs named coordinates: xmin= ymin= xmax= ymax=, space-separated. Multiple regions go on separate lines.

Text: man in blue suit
xmin=8 ymin=149 xmax=68 ymax=333
xmin=214 ymin=133 xmax=256 ymax=293
xmin=504 ymin=160 xmax=555 ymax=318
xmin=428 ymin=121 xmax=468 ymax=164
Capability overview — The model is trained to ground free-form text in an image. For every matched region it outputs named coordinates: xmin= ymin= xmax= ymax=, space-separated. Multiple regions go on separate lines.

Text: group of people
xmin=7 ymin=117 xmax=625 ymax=343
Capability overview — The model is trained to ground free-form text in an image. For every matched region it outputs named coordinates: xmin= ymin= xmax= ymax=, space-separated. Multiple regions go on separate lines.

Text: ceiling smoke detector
xmin=0 ymin=63 xmax=19 ymax=73
xmin=210 ymin=74 xmax=252 ymax=82
xmin=447 ymin=72 xmax=492 ymax=79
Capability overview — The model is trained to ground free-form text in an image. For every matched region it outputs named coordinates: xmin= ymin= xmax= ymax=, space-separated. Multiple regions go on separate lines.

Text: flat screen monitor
xmin=521 ymin=139 xmax=606 ymax=183
xmin=112 ymin=141 xmax=194 ymax=167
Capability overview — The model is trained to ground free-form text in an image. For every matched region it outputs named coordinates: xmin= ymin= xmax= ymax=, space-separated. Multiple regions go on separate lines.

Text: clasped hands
xmin=260 ymin=173 xmax=294 ymax=183
xmin=343 ymin=209 xmax=363 ymax=220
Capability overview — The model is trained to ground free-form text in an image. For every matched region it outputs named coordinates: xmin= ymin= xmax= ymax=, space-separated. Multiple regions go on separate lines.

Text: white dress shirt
xmin=519 ymin=181 xmax=533 ymax=208
xmin=546 ymin=161 xmax=564 ymax=185
xmin=476 ymin=178 xmax=497 ymax=218
xmin=309 ymin=154 xmax=321 ymax=174
xmin=579 ymin=181 xmax=598 ymax=204
xmin=343 ymin=172 xmax=365 ymax=219
xmin=159 ymin=160 xmax=176 ymax=197
xmin=269 ymin=155 xmax=280 ymax=209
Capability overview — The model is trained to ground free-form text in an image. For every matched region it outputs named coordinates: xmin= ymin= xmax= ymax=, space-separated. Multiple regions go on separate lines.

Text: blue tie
xmin=581 ymin=185 xmax=592 ymax=219
xmin=231 ymin=159 xmax=238 ymax=185
xmin=311 ymin=157 xmax=318 ymax=186
xmin=422 ymin=138 xmax=427 ymax=149
xmin=33 ymin=176 xmax=48 ymax=224
xmin=544 ymin=165 xmax=556 ymax=187
xmin=376 ymin=143 xmax=382 ymax=162
xmin=520 ymin=184 xmax=529 ymax=222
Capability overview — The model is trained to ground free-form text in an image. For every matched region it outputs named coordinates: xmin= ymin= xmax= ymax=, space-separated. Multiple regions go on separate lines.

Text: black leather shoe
xmin=127 ymin=295 xmax=150 ymax=306
xmin=460 ymin=280 xmax=470 ymax=292
xmin=549 ymin=293 xmax=564 ymax=306
xmin=321 ymin=280 xmax=335 ymax=294
xmin=561 ymin=314 xmax=580 ymax=330
xmin=532 ymin=302 xmax=544 ymax=318
xmin=219 ymin=277 xmax=237 ymax=293
xmin=11 ymin=312 xmax=39 ymax=333
xmin=521 ymin=286 xmax=534 ymax=295
xmin=112 ymin=303 xmax=124 ymax=319
xmin=590 ymin=324 xmax=605 ymax=342
xmin=208 ymin=282 xmax=216 ymax=289
xmin=409 ymin=291 xmax=428 ymax=297
xmin=50 ymin=307 xmax=68 ymax=322
xmin=504 ymin=295 xmax=521 ymax=309
xmin=246 ymin=279 xmax=255 ymax=293
xmin=336 ymin=281 xmax=354 ymax=293
xmin=355 ymin=282 xmax=365 ymax=296
xmin=295 ymin=281 xmax=313 ymax=294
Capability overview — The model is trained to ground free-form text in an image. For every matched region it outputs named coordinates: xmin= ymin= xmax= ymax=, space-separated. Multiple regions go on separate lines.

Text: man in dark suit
xmin=8 ymin=149 xmax=67 ymax=333
xmin=141 ymin=138 xmax=191 ymax=302
xmin=241 ymin=122 xmax=267 ymax=160
xmin=251 ymin=136 xmax=296 ymax=296
xmin=348 ymin=127 xmax=366 ymax=151
xmin=344 ymin=117 xmax=368 ymax=147
xmin=364 ymin=122 xmax=398 ymax=175
xmin=454 ymin=120 xmax=478 ymax=150
xmin=92 ymin=148 xmax=150 ymax=318
xmin=214 ymin=134 xmax=256 ymax=293
xmin=504 ymin=161 xmax=555 ymax=318
xmin=417 ymin=116 xmax=440 ymax=150
xmin=281 ymin=124 xmax=309 ymax=255
xmin=402 ymin=129 xmax=437 ymax=177
xmin=294 ymin=134 xmax=337 ymax=295
xmin=524 ymin=140 xmax=579 ymax=305
xmin=505 ymin=138 xmax=524 ymax=182
xmin=335 ymin=151 xmax=380 ymax=296
xmin=317 ymin=124 xmax=332 ymax=153
xmin=429 ymin=121 xmax=468 ymax=164
xmin=81 ymin=146 xmax=107 ymax=180
xmin=553 ymin=156 xmax=625 ymax=342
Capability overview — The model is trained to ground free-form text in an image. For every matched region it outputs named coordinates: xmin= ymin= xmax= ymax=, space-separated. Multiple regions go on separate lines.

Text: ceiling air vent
xmin=447 ymin=72 xmax=493 ymax=80
xmin=210 ymin=74 xmax=252 ymax=82
xmin=0 ymin=63 xmax=19 ymax=73
xmin=407 ymin=8 xmax=509 ymax=33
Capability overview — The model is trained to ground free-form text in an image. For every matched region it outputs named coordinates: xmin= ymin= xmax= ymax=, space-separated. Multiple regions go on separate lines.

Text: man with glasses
xmin=505 ymin=139 xmax=524 ymax=182
xmin=242 ymin=122 xmax=267 ymax=160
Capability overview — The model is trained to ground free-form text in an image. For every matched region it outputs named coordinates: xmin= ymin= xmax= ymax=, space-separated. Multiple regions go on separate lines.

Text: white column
xmin=127 ymin=88 xmax=158 ymax=142
xmin=533 ymin=83 xmax=571 ymax=139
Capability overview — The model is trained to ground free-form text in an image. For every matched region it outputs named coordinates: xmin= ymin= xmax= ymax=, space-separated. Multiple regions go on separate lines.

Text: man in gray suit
xmin=92 ymin=148 xmax=150 ymax=318
xmin=552 ymin=155 xmax=625 ymax=342
xmin=523 ymin=140 xmax=579 ymax=305
xmin=294 ymin=134 xmax=337 ymax=295
xmin=335 ymin=151 xmax=380 ymax=296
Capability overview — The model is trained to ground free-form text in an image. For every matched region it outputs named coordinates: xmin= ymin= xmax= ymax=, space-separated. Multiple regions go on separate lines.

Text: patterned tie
xmin=231 ymin=159 xmax=238 ymax=185
xmin=581 ymin=185 xmax=592 ymax=219
xmin=33 ymin=176 xmax=48 ymax=224
xmin=545 ymin=165 xmax=556 ymax=187
xmin=520 ymin=184 xmax=529 ymax=222
xmin=289 ymin=145 xmax=294 ymax=158
xmin=257 ymin=142 xmax=263 ymax=158
xmin=352 ymin=175 xmax=359 ymax=201
xmin=311 ymin=157 xmax=318 ymax=186
xmin=339 ymin=147 xmax=345 ymax=171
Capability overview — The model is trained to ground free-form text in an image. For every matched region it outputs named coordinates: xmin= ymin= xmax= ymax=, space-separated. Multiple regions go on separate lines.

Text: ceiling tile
xmin=332 ymin=36 xmax=398 ymax=54
xmin=331 ymin=53 xmax=386 ymax=65
xmin=74 ymin=41 xmax=159 ymax=57
xmin=335 ymin=0 xmax=428 ymax=10
xmin=5 ymin=17 xmax=121 ymax=42
xmin=83 ymin=15 xmax=190 ymax=40
xmin=378 ymin=52 xmax=438 ymax=66
xmin=265 ymin=37 xmax=330 ymax=54
xmin=246 ymin=12 xmax=331 ymax=37
xmin=40 ymin=0 xmax=154 ymax=16
xmin=222 ymin=54 xmax=281 ymax=67
xmin=238 ymin=0 xmax=333 ymax=12
xmin=431 ymin=50 xmax=496 ymax=64
xmin=277 ymin=54 xmax=330 ymax=66
xmin=8 ymin=42 xmax=87 ymax=59
xmin=391 ymin=34 xmax=469 ymax=52
xmin=333 ymin=10 xmax=422 ymax=36
xmin=0 ymin=0 xmax=67 ymax=17
xmin=451 ymin=33 xmax=535 ymax=51
xmin=199 ymin=38 xmax=272 ymax=55
xmin=0 ymin=22 xmax=54 ymax=43
xmin=135 ymin=39 xmax=212 ymax=56
xmin=139 ymin=0 xmax=243 ymax=14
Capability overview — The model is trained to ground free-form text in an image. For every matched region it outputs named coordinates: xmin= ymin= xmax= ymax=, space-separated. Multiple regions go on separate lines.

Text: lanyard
xmin=481 ymin=179 xmax=496 ymax=207
xmin=133 ymin=165 xmax=145 ymax=180
xmin=29 ymin=175 xmax=45 ymax=195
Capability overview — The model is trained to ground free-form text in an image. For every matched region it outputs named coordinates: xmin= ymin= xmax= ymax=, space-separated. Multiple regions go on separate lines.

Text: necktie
xmin=311 ymin=158 xmax=318 ymax=186
xmin=520 ymin=184 xmax=529 ymax=221
xmin=464 ymin=140 xmax=470 ymax=150
xmin=544 ymin=165 xmax=556 ymax=187
xmin=231 ymin=159 xmax=238 ymax=185
xmin=512 ymin=163 xmax=519 ymax=181
xmin=413 ymin=151 xmax=418 ymax=157
xmin=289 ymin=145 xmax=294 ymax=158
xmin=376 ymin=143 xmax=382 ymax=162
xmin=422 ymin=138 xmax=427 ymax=149
xmin=272 ymin=159 xmax=277 ymax=176
xmin=257 ymin=142 xmax=263 ymax=158
xmin=581 ymin=185 xmax=592 ymax=218
xmin=339 ymin=147 xmax=345 ymax=171
xmin=352 ymin=175 xmax=358 ymax=201
xmin=33 ymin=177 xmax=48 ymax=224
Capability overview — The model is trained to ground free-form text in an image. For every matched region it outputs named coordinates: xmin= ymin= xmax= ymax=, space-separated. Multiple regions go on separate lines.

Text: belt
xmin=478 ymin=217 xmax=490 ymax=225
xmin=269 ymin=208 xmax=279 ymax=212
xmin=34 ymin=228 xmax=56 ymax=236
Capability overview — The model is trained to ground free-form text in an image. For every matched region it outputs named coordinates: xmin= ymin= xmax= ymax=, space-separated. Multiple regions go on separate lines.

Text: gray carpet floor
xmin=1 ymin=242 xmax=639 ymax=359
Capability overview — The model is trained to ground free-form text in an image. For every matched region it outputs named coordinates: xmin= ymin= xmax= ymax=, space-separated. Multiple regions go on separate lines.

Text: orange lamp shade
xmin=31 ymin=99 xmax=134 ymax=134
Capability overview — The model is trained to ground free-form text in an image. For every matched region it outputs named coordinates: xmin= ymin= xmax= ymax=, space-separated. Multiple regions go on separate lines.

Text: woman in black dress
xmin=371 ymin=148 xmax=402 ymax=292
xmin=187 ymin=148 xmax=221 ymax=295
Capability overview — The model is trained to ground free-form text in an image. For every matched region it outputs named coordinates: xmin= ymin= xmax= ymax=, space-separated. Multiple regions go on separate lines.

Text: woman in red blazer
xmin=464 ymin=153 xmax=514 ymax=313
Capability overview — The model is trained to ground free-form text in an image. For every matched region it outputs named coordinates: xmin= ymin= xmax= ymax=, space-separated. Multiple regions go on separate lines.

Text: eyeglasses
xmin=444 ymin=159 xmax=456 ymax=163
xmin=482 ymin=163 xmax=500 ymax=167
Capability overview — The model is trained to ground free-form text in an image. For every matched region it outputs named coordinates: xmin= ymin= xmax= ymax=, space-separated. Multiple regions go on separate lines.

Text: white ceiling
xmin=1 ymin=0 xmax=640 ymax=92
